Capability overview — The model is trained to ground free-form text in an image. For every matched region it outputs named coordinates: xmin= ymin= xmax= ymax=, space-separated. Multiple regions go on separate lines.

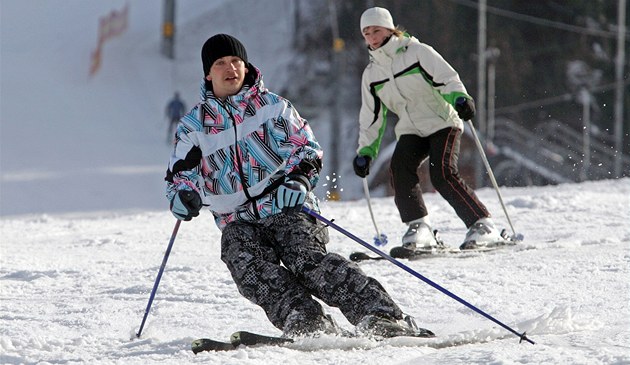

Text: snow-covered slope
xmin=1 ymin=179 xmax=629 ymax=364
xmin=1 ymin=2 xmax=629 ymax=364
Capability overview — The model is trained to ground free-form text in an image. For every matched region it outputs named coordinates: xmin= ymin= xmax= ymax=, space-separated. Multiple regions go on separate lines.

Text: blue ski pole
xmin=136 ymin=219 xmax=181 ymax=338
xmin=302 ymin=206 xmax=534 ymax=345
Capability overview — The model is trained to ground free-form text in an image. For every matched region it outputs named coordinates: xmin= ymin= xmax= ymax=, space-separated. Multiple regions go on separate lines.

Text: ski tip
xmin=191 ymin=338 xmax=235 ymax=353
xmin=191 ymin=339 xmax=204 ymax=354
xmin=350 ymin=252 xmax=371 ymax=262
xmin=350 ymin=252 xmax=386 ymax=261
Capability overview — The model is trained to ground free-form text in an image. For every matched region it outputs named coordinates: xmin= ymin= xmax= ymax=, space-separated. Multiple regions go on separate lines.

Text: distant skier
xmin=352 ymin=7 xmax=504 ymax=251
xmin=165 ymin=33 xmax=432 ymax=339
xmin=165 ymin=92 xmax=186 ymax=143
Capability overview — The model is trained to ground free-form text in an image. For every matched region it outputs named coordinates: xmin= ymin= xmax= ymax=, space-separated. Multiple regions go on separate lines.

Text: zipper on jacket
xmin=220 ymin=98 xmax=261 ymax=220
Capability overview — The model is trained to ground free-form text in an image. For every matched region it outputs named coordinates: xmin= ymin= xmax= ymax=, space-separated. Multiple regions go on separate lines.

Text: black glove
xmin=170 ymin=190 xmax=202 ymax=221
xmin=276 ymin=180 xmax=308 ymax=214
xmin=455 ymin=97 xmax=476 ymax=121
xmin=353 ymin=155 xmax=372 ymax=178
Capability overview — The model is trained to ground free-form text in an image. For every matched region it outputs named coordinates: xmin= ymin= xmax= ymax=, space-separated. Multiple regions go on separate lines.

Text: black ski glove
xmin=455 ymin=97 xmax=476 ymax=121
xmin=276 ymin=180 xmax=308 ymax=214
xmin=353 ymin=155 xmax=372 ymax=178
xmin=170 ymin=190 xmax=202 ymax=221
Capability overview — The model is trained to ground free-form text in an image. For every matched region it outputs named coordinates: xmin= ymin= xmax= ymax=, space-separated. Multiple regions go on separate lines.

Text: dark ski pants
xmin=220 ymin=212 xmax=403 ymax=330
xmin=390 ymin=128 xmax=490 ymax=228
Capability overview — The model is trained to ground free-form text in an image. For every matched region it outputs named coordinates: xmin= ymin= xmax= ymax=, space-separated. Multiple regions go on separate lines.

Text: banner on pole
xmin=90 ymin=3 xmax=129 ymax=76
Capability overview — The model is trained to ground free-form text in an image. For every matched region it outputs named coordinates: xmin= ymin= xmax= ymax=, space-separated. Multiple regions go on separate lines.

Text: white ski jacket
xmin=357 ymin=33 xmax=471 ymax=159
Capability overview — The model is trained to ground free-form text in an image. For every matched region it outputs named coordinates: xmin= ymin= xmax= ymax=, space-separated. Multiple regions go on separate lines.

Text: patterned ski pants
xmin=220 ymin=211 xmax=403 ymax=330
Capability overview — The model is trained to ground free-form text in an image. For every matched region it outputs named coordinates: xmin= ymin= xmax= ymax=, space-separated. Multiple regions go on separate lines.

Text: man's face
xmin=206 ymin=55 xmax=248 ymax=99
xmin=362 ymin=26 xmax=393 ymax=50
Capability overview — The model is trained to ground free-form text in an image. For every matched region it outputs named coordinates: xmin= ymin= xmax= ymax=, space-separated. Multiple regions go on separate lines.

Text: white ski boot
xmin=401 ymin=217 xmax=439 ymax=251
xmin=460 ymin=217 xmax=504 ymax=249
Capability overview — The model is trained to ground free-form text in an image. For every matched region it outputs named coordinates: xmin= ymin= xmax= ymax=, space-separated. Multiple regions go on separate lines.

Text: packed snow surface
xmin=1 ymin=179 xmax=629 ymax=364
xmin=1 ymin=1 xmax=629 ymax=364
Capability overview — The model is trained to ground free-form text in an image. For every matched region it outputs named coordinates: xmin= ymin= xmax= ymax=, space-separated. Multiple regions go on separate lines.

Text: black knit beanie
xmin=201 ymin=34 xmax=248 ymax=76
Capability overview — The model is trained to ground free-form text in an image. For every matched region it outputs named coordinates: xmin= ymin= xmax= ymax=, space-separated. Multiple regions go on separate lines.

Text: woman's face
xmin=362 ymin=26 xmax=393 ymax=50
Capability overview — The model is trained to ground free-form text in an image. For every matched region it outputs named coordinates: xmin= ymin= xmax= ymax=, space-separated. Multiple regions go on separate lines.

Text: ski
xmin=191 ymin=338 xmax=236 ymax=353
xmin=350 ymin=246 xmax=462 ymax=262
xmin=350 ymin=229 xmax=523 ymax=262
xmin=192 ymin=331 xmax=293 ymax=354
xmin=192 ymin=327 xmax=435 ymax=354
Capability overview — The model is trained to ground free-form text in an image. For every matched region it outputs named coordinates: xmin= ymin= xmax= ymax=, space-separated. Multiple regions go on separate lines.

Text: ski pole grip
xmin=356 ymin=156 xmax=368 ymax=167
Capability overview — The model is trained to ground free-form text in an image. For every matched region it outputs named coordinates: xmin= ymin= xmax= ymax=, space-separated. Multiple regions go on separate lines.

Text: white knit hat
xmin=360 ymin=7 xmax=395 ymax=32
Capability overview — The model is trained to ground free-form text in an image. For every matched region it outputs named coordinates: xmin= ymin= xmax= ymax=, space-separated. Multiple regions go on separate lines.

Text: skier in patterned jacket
xmin=165 ymin=34 xmax=429 ymax=338
xmin=352 ymin=7 xmax=504 ymax=252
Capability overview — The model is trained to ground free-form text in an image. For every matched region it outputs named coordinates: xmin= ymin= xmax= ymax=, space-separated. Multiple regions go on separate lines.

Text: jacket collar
xmin=368 ymin=34 xmax=414 ymax=64
xmin=200 ymin=63 xmax=264 ymax=106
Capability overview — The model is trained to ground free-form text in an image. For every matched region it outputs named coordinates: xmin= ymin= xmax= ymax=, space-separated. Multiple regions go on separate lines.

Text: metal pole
xmin=486 ymin=48 xmax=500 ymax=144
xmin=466 ymin=121 xmax=519 ymax=238
xmin=580 ymin=88 xmax=591 ymax=182
xmin=475 ymin=0 xmax=487 ymax=188
xmin=136 ymin=220 xmax=181 ymax=338
xmin=613 ymin=0 xmax=627 ymax=177
xmin=327 ymin=0 xmax=342 ymax=200
xmin=363 ymin=178 xmax=387 ymax=246
xmin=487 ymin=61 xmax=496 ymax=144
xmin=162 ymin=0 xmax=175 ymax=59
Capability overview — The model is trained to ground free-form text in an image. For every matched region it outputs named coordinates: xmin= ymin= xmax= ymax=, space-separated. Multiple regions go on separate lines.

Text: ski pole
xmin=136 ymin=219 xmax=181 ymax=338
xmin=467 ymin=120 xmax=520 ymax=238
xmin=362 ymin=178 xmax=388 ymax=246
xmin=302 ymin=206 xmax=534 ymax=345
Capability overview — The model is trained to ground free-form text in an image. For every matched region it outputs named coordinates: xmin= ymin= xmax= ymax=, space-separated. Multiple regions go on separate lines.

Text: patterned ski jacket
xmin=357 ymin=33 xmax=471 ymax=159
xmin=165 ymin=64 xmax=323 ymax=230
